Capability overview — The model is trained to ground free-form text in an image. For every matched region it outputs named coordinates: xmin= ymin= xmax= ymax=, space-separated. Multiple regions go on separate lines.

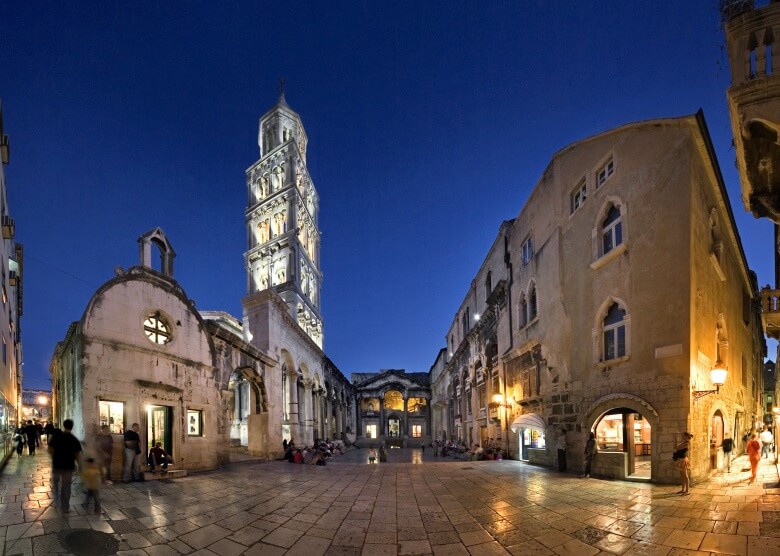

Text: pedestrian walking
xmin=747 ymin=432 xmax=762 ymax=484
xmin=760 ymin=426 xmax=774 ymax=459
xmin=24 ymin=420 xmax=38 ymax=455
xmin=581 ymin=431 xmax=597 ymax=478
xmin=722 ymin=432 xmax=734 ymax=472
xmin=12 ymin=427 xmax=25 ymax=456
xmin=44 ymin=422 xmax=55 ymax=444
xmin=556 ymin=429 xmax=567 ymax=472
xmin=122 ymin=423 xmax=142 ymax=482
xmin=94 ymin=424 xmax=114 ymax=484
xmin=673 ymin=432 xmax=693 ymax=495
xmin=48 ymin=419 xmax=83 ymax=513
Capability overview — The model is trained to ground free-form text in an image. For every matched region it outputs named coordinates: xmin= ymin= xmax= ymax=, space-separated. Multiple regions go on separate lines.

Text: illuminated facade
xmin=0 ymin=100 xmax=23 ymax=468
xmin=244 ymin=92 xmax=323 ymax=348
xmin=430 ymin=114 xmax=765 ymax=483
xmin=721 ymin=0 xmax=780 ymax=425
xmin=50 ymin=97 xmax=355 ymax=471
xmin=352 ymin=370 xmax=431 ymax=447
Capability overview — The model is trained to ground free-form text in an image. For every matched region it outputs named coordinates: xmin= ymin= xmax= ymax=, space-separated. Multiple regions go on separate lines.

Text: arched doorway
xmin=592 ymin=408 xmax=652 ymax=479
xmin=711 ymin=410 xmax=725 ymax=471
xmin=229 ymin=368 xmax=267 ymax=448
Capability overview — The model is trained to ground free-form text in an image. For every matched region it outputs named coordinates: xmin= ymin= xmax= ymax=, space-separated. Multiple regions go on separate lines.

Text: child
xmin=368 ymin=446 xmax=377 ymax=464
xmin=80 ymin=457 xmax=103 ymax=514
xmin=12 ymin=428 xmax=25 ymax=456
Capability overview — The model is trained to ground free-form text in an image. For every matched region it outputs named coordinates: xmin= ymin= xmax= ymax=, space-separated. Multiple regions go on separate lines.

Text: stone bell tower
xmin=723 ymin=0 xmax=780 ymax=222
xmin=244 ymin=91 xmax=323 ymax=347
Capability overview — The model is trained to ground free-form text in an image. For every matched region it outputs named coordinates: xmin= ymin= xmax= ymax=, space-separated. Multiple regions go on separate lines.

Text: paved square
xmin=1 ymin=448 xmax=779 ymax=555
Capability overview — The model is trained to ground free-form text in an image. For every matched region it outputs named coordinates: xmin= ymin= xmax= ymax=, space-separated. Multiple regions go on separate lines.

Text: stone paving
xmin=1 ymin=446 xmax=779 ymax=556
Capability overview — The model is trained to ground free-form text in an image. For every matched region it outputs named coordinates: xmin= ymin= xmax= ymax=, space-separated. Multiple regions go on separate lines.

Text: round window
xmin=143 ymin=314 xmax=171 ymax=345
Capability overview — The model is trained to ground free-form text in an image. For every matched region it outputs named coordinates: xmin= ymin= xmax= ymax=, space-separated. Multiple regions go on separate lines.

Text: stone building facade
xmin=430 ymin=113 xmax=766 ymax=483
xmin=352 ymin=370 xmax=431 ymax=447
xmin=0 ymin=100 xmax=23 ymax=468
xmin=50 ymin=97 xmax=355 ymax=473
xmin=722 ymin=1 xmax=780 ymax=434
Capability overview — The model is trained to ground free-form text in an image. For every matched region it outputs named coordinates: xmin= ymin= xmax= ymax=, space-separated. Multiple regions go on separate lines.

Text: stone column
xmin=403 ymin=396 xmax=409 ymax=438
xmin=425 ymin=396 xmax=432 ymax=442
xmin=318 ymin=389 xmax=326 ymax=440
xmin=326 ymin=396 xmax=333 ymax=440
xmin=288 ymin=371 xmax=299 ymax=430
xmin=335 ymin=403 xmax=343 ymax=440
xmin=379 ymin=398 xmax=385 ymax=437
xmin=303 ymin=380 xmax=314 ymax=445
xmin=356 ymin=397 xmax=362 ymax=439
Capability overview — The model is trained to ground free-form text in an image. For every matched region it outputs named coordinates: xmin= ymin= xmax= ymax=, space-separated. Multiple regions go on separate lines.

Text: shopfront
xmin=510 ymin=413 xmax=547 ymax=463
xmin=594 ymin=408 xmax=652 ymax=479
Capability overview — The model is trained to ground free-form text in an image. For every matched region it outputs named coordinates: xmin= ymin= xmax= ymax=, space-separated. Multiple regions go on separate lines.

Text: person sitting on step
xmin=148 ymin=442 xmax=174 ymax=473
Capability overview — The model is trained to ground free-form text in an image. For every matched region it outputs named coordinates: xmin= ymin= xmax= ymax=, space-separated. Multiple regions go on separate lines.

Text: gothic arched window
xmin=601 ymin=204 xmax=623 ymax=256
xmin=603 ymin=302 xmax=627 ymax=361
xmin=528 ymin=282 xmax=538 ymax=321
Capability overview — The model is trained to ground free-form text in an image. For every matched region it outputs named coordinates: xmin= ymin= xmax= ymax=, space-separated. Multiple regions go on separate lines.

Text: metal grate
xmin=59 ymin=529 xmax=119 ymax=556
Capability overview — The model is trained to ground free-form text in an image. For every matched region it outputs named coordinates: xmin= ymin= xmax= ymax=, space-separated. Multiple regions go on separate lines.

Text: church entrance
xmin=146 ymin=404 xmax=173 ymax=457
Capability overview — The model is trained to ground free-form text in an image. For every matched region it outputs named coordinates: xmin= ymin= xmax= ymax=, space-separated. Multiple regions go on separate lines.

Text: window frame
xmin=411 ymin=424 xmax=422 ymax=438
xmin=521 ymin=236 xmax=534 ymax=267
xmin=601 ymin=302 xmax=628 ymax=362
xmin=570 ymin=179 xmax=587 ymax=214
xmin=143 ymin=313 xmax=172 ymax=345
xmin=528 ymin=283 xmax=538 ymax=321
xmin=99 ymin=399 xmax=125 ymax=435
xmin=597 ymin=158 xmax=614 ymax=187
xmin=601 ymin=205 xmax=623 ymax=256
xmin=187 ymin=409 xmax=204 ymax=437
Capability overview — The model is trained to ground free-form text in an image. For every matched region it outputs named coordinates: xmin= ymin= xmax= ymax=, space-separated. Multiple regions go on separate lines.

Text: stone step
xmin=142 ymin=469 xmax=187 ymax=481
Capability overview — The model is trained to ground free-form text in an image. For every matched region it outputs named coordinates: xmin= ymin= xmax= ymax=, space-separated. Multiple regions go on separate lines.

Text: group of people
xmin=23 ymin=418 xmax=175 ymax=514
xmin=282 ymin=438 xmax=343 ymax=465
xmin=367 ymin=444 xmax=388 ymax=463
xmin=12 ymin=420 xmax=57 ymax=455
xmin=672 ymin=424 xmax=776 ymax=494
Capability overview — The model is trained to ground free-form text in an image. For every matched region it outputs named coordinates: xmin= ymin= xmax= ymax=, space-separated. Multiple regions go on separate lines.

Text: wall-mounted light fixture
xmin=693 ymin=360 xmax=727 ymax=400
xmin=491 ymin=393 xmax=514 ymax=408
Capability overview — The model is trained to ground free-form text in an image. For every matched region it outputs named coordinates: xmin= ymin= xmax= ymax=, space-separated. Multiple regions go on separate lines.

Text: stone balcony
xmin=761 ymin=287 xmax=780 ymax=339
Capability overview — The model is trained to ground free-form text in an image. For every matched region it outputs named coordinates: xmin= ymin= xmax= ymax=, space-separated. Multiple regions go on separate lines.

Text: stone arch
xmin=581 ymin=393 xmax=659 ymax=429
xmin=138 ymin=227 xmax=176 ymax=277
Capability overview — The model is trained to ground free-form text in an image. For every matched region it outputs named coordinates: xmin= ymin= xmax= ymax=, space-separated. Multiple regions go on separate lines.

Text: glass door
xmin=147 ymin=405 xmax=173 ymax=457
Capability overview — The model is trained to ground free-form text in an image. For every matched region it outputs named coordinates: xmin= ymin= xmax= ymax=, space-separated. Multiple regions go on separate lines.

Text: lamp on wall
xmin=492 ymin=393 xmax=514 ymax=408
xmin=693 ymin=360 xmax=728 ymax=400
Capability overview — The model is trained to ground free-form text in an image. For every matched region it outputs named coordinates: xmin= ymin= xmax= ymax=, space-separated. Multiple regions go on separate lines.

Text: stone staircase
xmin=142 ymin=467 xmax=187 ymax=480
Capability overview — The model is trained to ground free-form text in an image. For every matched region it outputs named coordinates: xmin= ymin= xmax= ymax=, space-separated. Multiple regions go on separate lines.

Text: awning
xmin=510 ymin=413 xmax=546 ymax=433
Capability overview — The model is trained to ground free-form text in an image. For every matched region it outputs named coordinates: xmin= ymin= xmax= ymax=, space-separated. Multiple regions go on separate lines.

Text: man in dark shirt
xmin=24 ymin=420 xmax=38 ymax=455
xmin=48 ymin=419 xmax=82 ymax=513
xmin=123 ymin=423 xmax=142 ymax=482
xmin=148 ymin=442 xmax=173 ymax=472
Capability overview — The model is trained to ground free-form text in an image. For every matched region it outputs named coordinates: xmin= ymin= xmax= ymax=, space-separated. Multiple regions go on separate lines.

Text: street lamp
xmin=693 ymin=360 xmax=728 ymax=400
xmin=37 ymin=395 xmax=48 ymax=405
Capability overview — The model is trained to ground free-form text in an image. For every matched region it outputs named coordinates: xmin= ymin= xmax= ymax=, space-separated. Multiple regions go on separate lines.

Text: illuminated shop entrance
xmin=510 ymin=413 xmax=547 ymax=462
xmin=594 ymin=408 xmax=652 ymax=479
xmin=520 ymin=428 xmax=546 ymax=461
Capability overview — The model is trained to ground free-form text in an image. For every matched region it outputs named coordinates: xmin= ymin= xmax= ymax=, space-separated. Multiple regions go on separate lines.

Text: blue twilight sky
xmin=0 ymin=1 xmax=775 ymax=390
